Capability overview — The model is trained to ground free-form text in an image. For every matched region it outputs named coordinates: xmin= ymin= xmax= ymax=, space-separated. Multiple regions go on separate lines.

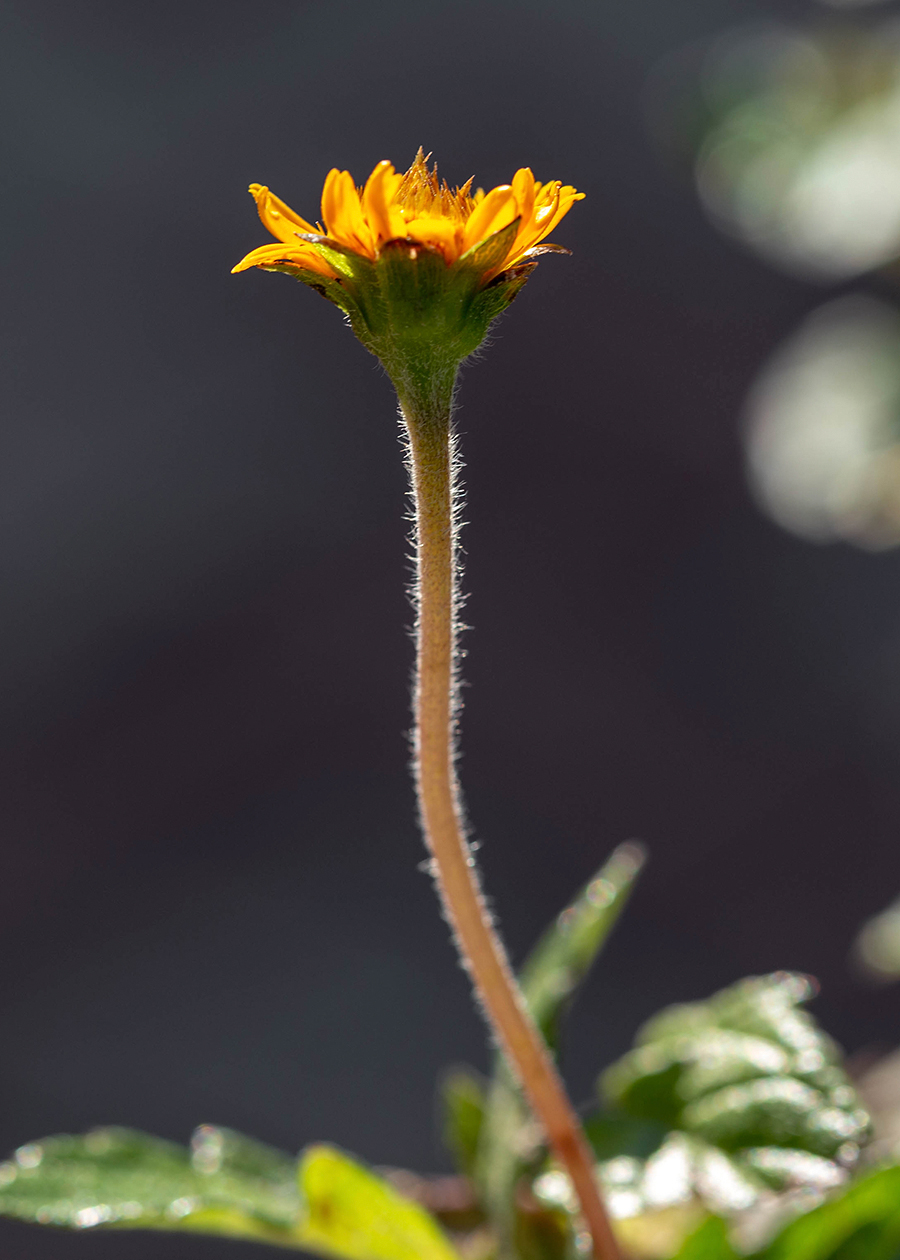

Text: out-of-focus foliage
xmin=0 ymin=1127 xmax=460 ymax=1260
xmin=649 ymin=12 xmax=900 ymax=549
xmin=674 ymin=1163 xmax=900 ymax=1259
xmin=743 ymin=296 xmax=900 ymax=548
xmin=297 ymin=1145 xmax=461 ymax=1260
xmin=0 ymin=1126 xmax=300 ymax=1244
xmin=854 ymin=895 xmax=900 ymax=979
xmin=856 ymin=1050 xmax=900 ymax=1165
xmin=3 ymin=870 xmax=897 ymax=1260
xmin=659 ymin=22 xmax=900 ymax=280
xmin=441 ymin=1068 xmax=486 ymax=1181
xmin=601 ymin=973 xmax=869 ymax=1160
xmin=591 ymin=971 xmax=870 ymax=1246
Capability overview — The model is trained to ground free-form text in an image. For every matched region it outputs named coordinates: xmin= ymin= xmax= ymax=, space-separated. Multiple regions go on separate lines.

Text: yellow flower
xmin=232 ymin=149 xmax=584 ymax=283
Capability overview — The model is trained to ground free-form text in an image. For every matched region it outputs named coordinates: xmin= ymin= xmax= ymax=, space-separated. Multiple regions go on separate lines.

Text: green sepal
xmin=259 ymin=261 xmax=357 ymax=317
xmin=254 ymin=227 xmax=549 ymax=409
xmin=293 ymin=233 xmax=368 ymax=282
xmin=455 ymin=218 xmax=522 ymax=276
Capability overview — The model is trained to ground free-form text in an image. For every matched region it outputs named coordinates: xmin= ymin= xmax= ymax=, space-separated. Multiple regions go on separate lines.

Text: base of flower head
xmin=260 ymin=230 xmax=538 ymax=380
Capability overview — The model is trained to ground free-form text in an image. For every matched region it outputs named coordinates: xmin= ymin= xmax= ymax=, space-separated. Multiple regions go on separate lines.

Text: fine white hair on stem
xmin=398 ymin=369 xmax=622 ymax=1260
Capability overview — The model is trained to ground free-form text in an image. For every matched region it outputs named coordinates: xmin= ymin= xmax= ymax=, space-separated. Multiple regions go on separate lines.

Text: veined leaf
xmin=601 ymin=973 xmax=870 ymax=1168
xmin=298 ymin=1145 xmax=460 ymax=1260
xmin=0 ymin=1128 xmax=460 ymax=1260
xmin=0 ymin=1125 xmax=300 ymax=1246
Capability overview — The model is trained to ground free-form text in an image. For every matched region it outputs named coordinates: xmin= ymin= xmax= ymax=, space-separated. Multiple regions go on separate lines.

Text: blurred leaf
xmin=601 ymin=973 xmax=870 ymax=1165
xmin=757 ymin=1163 xmax=900 ymax=1260
xmin=672 ymin=1215 xmax=737 ymax=1259
xmin=440 ymin=1068 xmax=486 ymax=1179
xmin=475 ymin=843 xmax=646 ymax=1254
xmin=582 ymin=1112 xmax=668 ymax=1161
xmin=0 ymin=1125 xmax=300 ymax=1245
xmin=854 ymin=896 xmax=900 ymax=981
xmin=519 ymin=840 xmax=646 ymax=1053
xmin=0 ymin=1128 xmax=460 ymax=1260
xmin=298 ymin=1145 xmax=460 ymax=1260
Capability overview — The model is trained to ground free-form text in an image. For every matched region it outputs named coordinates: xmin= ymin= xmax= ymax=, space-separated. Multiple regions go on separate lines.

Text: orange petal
xmin=511 ymin=168 xmax=536 ymax=223
xmin=402 ymin=214 xmax=464 ymax=262
xmin=529 ymin=187 xmax=584 ymax=246
xmin=321 ymin=169 xmax=373 ymax=257
xmin=507 ymin=168 xmax=538 ymax=261
xmin=231 ymin=241 xmax=336 ymax=279
xmin=250 ymin=184 xmax=319 ymax=244
xmin=361 ymin=161 xmax=405 ymax=246
xmin=462 ymin=185 xmax=517 ymax=252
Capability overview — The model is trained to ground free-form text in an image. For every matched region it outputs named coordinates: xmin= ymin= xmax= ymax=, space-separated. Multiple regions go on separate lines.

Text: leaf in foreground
xmin=299 ymin=1145 xmax=460 ymax=1260
xmin=0 ymin=1126 xmax=299 ymax=1245
xmin=0 ymin=1127 xmax=461 ymax=1260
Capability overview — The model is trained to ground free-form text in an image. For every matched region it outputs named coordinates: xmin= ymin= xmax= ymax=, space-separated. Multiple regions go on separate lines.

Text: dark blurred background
xmin=1 ymin=0 xmax=899 ymax=1254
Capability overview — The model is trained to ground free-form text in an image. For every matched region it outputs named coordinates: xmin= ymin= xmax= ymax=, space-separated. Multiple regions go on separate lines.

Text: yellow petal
xmin=506 ymin=168 xmax=539 ymax=262
xmin=250 ymin=184 xmax=319 ymax=245
xmin=402 ymin=214 xmax=464 ymax=261
xmin=321 ymin=169 xmax=374 ymax=257
xmin=511 ymin=168 xmax=536 ymax=223
xmin=461 ymin=185 xmax=518 ymax=253
xmin=231 ymin=241 xmax=335 ymax=279
xmin=361 ymin=161 xmax=405 ymax=247
xmin=503 ymin=180 xmax=584 ymax=268
xmin=531 ymin=186 xmax=585 ymax=244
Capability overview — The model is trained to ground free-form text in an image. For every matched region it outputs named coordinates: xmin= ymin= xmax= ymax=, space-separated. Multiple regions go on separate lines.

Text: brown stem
xmin=400 ymin=397 xmax=621 ymax=1260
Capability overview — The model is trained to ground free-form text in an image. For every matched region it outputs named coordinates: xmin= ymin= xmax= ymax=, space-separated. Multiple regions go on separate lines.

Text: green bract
xmin=265 ymin=225 xmax=535 ymax=396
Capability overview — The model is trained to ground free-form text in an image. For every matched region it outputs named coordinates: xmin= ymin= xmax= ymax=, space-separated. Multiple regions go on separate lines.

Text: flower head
xmin=233 ymin=149 xmax=583 ymax=284
xmin=233 ymin=151 xmax=583 ymax=382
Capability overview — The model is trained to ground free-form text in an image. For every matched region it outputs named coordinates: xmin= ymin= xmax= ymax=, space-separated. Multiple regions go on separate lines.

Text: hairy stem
xmin=400 ymin=387 xmax=621 ymax=1260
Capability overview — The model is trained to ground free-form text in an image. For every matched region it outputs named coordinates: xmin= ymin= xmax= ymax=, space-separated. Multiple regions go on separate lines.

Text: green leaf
xmin=440 ymin=1068 xmax=486 ymax=1179
xmin=519 ymin=841 xmax=646 ymax=1052
xmin=0 ymin=1128 xmax=462 ymax=1260
xmin=673 ymin=1215 xmax=738 ymax=1259
xmin=582 ymin=1111 xmax=668 ymax=1161
xmin=601 ymin=973 xmax=870 ymax=1168
xmin=758 ymin=1164 xmax=900 ymax=1260
xmin=298 ymin=1145 xmax=460 ymax=1260
xmin=475 ymin=843 xmax=645 ymax=1252
xmin=0 ymin=1125 xmax=301 ymax=1246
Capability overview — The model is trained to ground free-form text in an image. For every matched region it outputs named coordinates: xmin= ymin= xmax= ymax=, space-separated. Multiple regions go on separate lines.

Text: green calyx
xmin=260 ymin=219 xmax=535 ymax=400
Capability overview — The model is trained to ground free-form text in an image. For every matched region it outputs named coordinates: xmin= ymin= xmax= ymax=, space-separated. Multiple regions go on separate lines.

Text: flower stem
xmin=399 ymin=384 xmax=621 ymax=1260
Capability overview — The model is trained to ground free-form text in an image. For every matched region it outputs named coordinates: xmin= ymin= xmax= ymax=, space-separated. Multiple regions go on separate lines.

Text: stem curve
xmin=400 ymin=387 xmax=621 ymax=1260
